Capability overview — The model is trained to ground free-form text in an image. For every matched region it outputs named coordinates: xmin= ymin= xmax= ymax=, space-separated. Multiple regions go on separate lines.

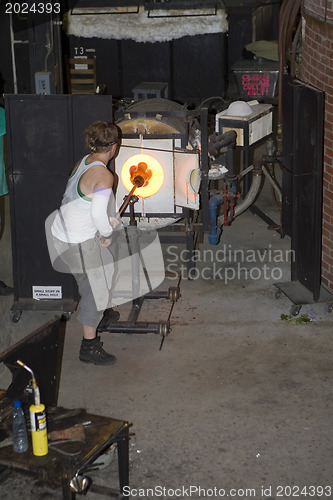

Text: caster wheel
xmin=275 ymin=289 xmax=282 ymax=299
xmin=168 ymin=287 xmax=181 ymax=302
xmin=326 ymin=302 xmax=333 ymax=313
xmin=11 ymin=311 xmax=22 ymax=323
xmin=61 ymin=312 xmax=72 ymax=321
xmin=290 ymin=305 xmax=301 ymax=317
xmin=158 ymin=322 xmax=170 ymax=350
xmin=158 ymin=322 xmax=170 ymax=337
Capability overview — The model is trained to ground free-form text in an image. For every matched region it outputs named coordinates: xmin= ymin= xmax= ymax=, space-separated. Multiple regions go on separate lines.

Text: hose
xmin=229 ymin=168 xmax=263 ymax=220
xmin=240 ymin=164 xmax=254 ymax=178
xmin=238 ymin=162 xmax=281 ymax=206
xmin=262 ymin=164 xmax=282 ymax=205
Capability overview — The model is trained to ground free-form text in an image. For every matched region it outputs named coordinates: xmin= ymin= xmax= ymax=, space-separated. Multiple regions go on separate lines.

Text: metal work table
xmin=0 ymin=319 xmax=131 ymax=498
xmin=0 ymin=403 xmax=131 ymax=499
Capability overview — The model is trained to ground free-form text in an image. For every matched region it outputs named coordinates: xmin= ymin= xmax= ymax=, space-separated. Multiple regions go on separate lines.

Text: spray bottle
xmin=16 ymin=360 xmax=48 ymax=456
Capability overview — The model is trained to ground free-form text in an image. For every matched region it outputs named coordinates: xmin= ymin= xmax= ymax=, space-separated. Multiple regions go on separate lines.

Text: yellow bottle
xmin=29 ymin=403 xmax=48 ymax=456
xmin=16 ymin=360 xmax=48 ymax=456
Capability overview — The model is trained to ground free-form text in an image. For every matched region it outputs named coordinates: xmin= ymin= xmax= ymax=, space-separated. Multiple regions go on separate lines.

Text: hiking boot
xmin=79 ymin=336 xmax=117 ymax=365
xmin=96 ymin=308 xmax=120 ymax=332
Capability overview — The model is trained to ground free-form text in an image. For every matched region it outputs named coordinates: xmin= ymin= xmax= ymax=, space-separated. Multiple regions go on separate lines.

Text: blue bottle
xmin=12 ymin=400 xmax=28 ymax=453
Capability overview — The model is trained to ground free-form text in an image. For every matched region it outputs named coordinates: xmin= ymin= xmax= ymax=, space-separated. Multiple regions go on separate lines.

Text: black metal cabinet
xmin=5 ymin=94 xmax=114 ymax=321
xmin=280 ymin=76 xmax=324 ymax=302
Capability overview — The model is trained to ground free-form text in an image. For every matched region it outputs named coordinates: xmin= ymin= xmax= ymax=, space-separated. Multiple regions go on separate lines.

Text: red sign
xmin=241 ymin=73 xmax=270 ymax=96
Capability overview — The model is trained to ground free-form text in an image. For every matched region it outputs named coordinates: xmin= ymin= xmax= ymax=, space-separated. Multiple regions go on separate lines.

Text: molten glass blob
xmin=129 ymin=162 xmax=152 ymax=188
xmin=121 ymin=154 xmax=164 ymax=198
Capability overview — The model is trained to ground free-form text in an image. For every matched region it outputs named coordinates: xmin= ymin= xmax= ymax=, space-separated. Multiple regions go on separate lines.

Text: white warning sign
xmin=32 ymin=286 xmax=62 ymax=300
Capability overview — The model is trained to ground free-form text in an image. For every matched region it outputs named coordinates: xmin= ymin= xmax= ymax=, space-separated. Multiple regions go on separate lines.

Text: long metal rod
xmin=127 ymin=297 xmax=143 ymax=324
xmin=118 ymin=185 xmax=137 ymax=215
xmin=103 ymin=321 xmax=162 ymax=334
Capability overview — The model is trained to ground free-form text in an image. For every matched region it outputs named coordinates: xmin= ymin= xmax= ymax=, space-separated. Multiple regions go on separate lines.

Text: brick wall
xmin=301 ymin=0 xmax=333 ymax=289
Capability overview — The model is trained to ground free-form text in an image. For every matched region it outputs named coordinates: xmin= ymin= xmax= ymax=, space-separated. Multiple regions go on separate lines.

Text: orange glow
xmin=121 ymin=154 xmax=164 ymax=198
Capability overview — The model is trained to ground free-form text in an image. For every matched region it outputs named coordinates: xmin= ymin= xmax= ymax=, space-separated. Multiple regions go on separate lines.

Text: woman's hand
xmin=109 ymin=216 xmax=122 ymax=230
xmin=98 ymin=234 xmax=112 ymax=247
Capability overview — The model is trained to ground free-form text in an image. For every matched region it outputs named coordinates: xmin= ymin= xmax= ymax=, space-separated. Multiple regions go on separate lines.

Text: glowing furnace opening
xmin=121 ymin=154 xmax=164 ymax=198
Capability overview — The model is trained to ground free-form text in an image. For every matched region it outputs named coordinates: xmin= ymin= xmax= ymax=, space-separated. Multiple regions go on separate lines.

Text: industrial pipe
xmin=231 ymin=166 xmax=263 ymax=219
xmin=207 ymin=164 xmax=263 ymax=245
xmin=208 ymin=129 xmax=237 ymax=157
xmin=208 ymin=195 xmax=223 ymax=245
xmin=208 ymin=164 xmax=263 ymax=245
xmin=277 ymin=0 xmax=302 ymax=147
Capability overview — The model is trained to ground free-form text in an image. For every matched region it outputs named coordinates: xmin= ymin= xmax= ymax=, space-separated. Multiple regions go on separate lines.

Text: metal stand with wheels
xmin=107 ymin=195 xmax=181 ymax=349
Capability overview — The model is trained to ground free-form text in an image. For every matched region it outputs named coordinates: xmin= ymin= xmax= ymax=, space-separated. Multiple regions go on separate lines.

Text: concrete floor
xmin=0 ymin=149 xmax=333 ymax=499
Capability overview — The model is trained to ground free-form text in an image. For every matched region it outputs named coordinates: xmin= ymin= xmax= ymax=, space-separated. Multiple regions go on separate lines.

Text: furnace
xmin=115 ymin=98 xmax=201 ymax=229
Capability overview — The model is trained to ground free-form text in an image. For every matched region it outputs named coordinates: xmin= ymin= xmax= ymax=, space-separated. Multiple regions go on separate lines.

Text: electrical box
xmin=35 ymin=72 xmax=51 ymax=95
xmin=215 ymin=102 xmax=273 ymax=149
